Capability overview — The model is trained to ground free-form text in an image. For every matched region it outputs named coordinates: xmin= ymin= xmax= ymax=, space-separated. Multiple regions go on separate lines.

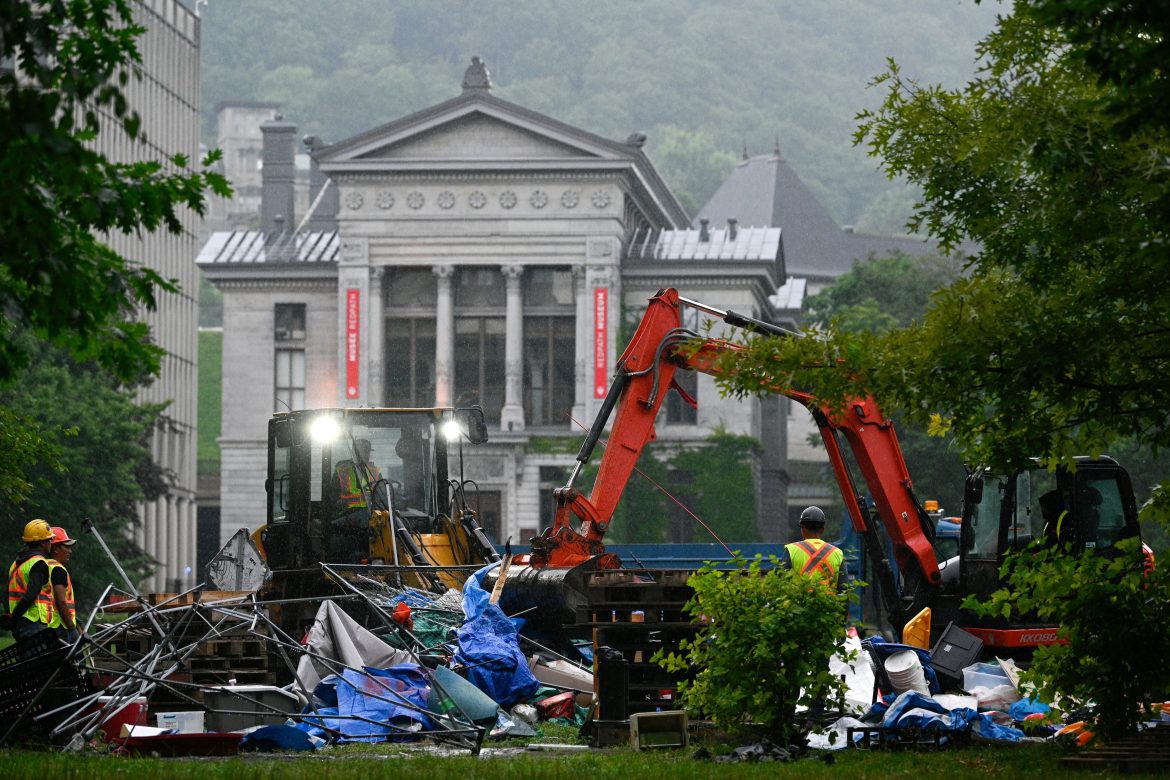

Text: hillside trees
xmin=199 ymin=0 xmax=997 ymax=223
xmin=721 ymin=4 xmax=1170 ymax=504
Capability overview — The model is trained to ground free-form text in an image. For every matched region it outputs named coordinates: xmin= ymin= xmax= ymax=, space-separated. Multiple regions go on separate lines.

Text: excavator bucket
xmin=484 ymin=558 xmax=607 ymax=636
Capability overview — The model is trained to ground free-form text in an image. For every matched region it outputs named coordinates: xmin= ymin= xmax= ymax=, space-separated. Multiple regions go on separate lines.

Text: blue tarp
xmin=296 ymin=665 xmax=433 ymax=743
xmin=865 ymin=691 xmax=1025 ymax=742
xmin=455 ymin=564 xmax=539 ymax=707
xmin=240 ymin=724 xmax=319 ymax=752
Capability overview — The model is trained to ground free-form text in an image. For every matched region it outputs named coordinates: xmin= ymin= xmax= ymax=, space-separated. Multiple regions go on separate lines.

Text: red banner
xmin=593 ymin=288 xmax=607 ymax=399
xmin=345 ymin=288 xmax=360 ymax=399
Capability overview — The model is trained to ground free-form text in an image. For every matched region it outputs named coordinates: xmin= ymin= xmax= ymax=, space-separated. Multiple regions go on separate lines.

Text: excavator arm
xmin=526 ymin=288 xmax=939 ymax=631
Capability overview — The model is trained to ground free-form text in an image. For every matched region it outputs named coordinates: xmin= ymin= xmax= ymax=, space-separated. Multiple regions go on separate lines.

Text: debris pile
xmin=0 ymin=551 xmax=594 ymax=756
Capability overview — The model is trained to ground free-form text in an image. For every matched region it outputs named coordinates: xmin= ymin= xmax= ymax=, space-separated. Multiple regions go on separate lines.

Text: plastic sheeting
xmin=455 ymin=565 xmax=539 ymax=708
xmin=296 ymin=600 xmax=414 ymax=691
xmin=865 ymin=690 xmax=1025 ymax=742
xmin=297 ymin=665 xmax=433 ymax=743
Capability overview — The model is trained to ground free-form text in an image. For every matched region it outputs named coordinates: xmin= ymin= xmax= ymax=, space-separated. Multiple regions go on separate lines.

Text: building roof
xmin=315 ymin=62 xmax=689 ymax=229
xmin=628 ymin=224 xmax=781 ymax=265
xmin=196 ymin=230 xmax=339 ymax=266
xmin=695 ymin=152 xmax=937 ymax=281
xmin=623 ymin=224 xmax=785 ymax=292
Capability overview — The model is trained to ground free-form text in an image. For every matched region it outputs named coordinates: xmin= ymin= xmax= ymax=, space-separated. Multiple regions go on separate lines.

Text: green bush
xmin=966 ymin=538 xmax=1170 ymax=740
xmin=655 ymin=554 xmax=851 ymax=744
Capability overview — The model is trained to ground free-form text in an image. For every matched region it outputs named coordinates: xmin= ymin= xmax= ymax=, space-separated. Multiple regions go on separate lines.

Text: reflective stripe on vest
xmin=7 ymin=554 xmax=54 ymax=626
xmin=785 ymin=539 xmax=842 ymax=584
xmin=45 ymin=559 xmax=75 ymax=629
xmin=337 ymin=462 xmax=366 ymax=508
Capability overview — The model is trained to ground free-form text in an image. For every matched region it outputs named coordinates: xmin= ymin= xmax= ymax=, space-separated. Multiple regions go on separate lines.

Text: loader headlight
xmin=309 ymin=415 xmax=341 ymax=443
xmin=441 ymin=419 xmax=463 ymax=442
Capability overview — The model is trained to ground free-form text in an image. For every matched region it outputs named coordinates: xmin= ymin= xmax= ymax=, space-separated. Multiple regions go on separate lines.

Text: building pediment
xmin=317 ymin=94 xmax=629 ymax=173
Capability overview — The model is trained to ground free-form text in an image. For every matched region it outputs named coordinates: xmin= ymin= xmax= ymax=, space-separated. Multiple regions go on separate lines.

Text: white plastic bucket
xmin=884 ymin=650 xmax=929 ymax=695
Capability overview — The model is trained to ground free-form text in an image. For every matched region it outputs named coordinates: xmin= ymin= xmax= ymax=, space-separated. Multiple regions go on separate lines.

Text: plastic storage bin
xmin=156 ymin=710 xmax=205 ymax=733
xmin=85 ymin=695 xmax=148 ymax=737
xmin=961 ymin=662 xmax=1010 ymax=692
xmin=930 ymin=622 xmax=984 ymax=687
xmin=202 ymin=685 xmax=300 ymax=732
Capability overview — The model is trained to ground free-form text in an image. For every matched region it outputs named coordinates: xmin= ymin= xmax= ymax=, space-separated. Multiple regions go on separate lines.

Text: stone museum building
xmin=199 ymin=60 xmax=792 ymax=551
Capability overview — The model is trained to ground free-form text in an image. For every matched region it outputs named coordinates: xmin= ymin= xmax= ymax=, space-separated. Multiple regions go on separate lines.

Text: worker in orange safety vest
xmin=335 ymin=438 xmax=381 ymax=510
xmin=5 ymin=519 xmax=58 ymax=643
xmin=782 ymin=506 xmax=847 ymax=590
xmin=46 ymin=526 xmax=83 ymax=642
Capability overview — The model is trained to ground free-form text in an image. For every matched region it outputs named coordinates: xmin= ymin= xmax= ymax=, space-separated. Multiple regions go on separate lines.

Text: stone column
xmin=433 ymin=264 xmax=455 ymax=406
xmin=500 ymin=264 xmax=525 ymax=432
xmin=187 ymin=498 xmax=198 ymax=589
xmin=369 ymin=266 xmax=385 ymax=405
xmin=143 ymin=500 xmax=157 ymax=590
xmin=167 ymin=495 xmax=179 ymax=591
xmin=155 ymin=498 xmax=168 ymax=592
xmin=571 ymin=265 xmax=587 ymax=427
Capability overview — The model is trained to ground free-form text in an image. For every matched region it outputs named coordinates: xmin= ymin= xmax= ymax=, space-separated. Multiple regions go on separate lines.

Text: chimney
xmin=728 ymin=217 xmax=738 ymax=241
xmin=303 ymin=135 xmax=339 ymax=232
xmin=699 ymin=218 xmax=710 ymax=242
xmin=260 ymin=115 xmax=297 ymax=241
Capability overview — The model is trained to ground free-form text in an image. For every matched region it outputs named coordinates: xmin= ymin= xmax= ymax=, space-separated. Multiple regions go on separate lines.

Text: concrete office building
xmin=92 ymin=0 xmax=202 ymax=590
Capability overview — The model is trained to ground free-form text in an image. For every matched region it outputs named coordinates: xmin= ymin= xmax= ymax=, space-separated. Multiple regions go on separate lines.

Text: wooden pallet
xmin=1060 ymin=725 xmax=1170 ymax=772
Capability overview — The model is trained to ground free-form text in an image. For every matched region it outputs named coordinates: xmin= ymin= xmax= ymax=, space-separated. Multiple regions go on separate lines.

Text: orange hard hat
xmin=50 ymin=526 xmax=76 ymax=547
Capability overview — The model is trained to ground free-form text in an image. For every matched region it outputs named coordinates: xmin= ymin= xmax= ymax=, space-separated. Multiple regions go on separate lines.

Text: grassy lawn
xmin=1 ymin=742 xmax=1084 ymax=780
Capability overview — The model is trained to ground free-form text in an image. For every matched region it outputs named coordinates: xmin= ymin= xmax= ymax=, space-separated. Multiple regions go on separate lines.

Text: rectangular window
xmin=666 ymin=368 xmax=698 ymax=424
xmin=274 ymin=348 xmax=305 ymax=412
xmin=454 ymin=317 xmax=505 ymax=423
xmin=524 ymin=268 xmax=574 ymax=306
xmin=388 ymin=269 xmax=437 ymax=308
xmin=274 ymin=303 xmax=306 ymax=340
xmin=524 ymin=316 xmax=576 ymax=426
xmin=455 ymin=267 xmax=505 ymax=307
xmin=384 ymin=318 xmax=436 ymax=407
xmin=538 ymin=466 xmax=569 ymax=531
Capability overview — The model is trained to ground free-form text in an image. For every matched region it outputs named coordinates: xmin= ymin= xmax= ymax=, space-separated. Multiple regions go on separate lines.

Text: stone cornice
xmin=211 ymin=277 xmax=337 ymax=291
xmin=332 ymin=170 xmax=624 ymax=183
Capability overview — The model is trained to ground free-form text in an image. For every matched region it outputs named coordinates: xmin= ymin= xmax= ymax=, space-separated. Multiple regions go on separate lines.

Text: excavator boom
xmin=524 ymin=288 xmax=939 ymax=632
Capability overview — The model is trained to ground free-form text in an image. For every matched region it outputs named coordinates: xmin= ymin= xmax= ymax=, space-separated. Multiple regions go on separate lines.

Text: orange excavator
xmin=503 ymin=288 xmax=1145 ymax=654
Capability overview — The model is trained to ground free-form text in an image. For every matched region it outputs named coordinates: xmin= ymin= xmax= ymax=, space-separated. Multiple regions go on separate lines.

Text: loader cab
xmin=262 ymin=407 xmax=487 ymax=570
xmin=958 ymin=456 xmax=1141 ymax=599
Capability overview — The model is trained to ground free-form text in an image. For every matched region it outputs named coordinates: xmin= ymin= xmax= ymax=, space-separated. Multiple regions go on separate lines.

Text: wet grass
xmin=2 ymin=741 xmax=1104 ymax=780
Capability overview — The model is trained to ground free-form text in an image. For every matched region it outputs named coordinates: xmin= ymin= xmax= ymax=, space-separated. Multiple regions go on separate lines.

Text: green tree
xmin=647 ymin=127 xmax=739 ymax=217
xmin=656 ymin=554 xmax=850 ymax=743
xmin=805 ymin=252 xmax=967 ymax=512
xmin=0 ymin=340 xmax=164 ymax=612
xmin=0 ymin=0 xmax=229 ymax=384
xmin=713 ymin=1 xmax=1170 ymax=737
xmin=671 ymin=431 xmax=759 ymax=543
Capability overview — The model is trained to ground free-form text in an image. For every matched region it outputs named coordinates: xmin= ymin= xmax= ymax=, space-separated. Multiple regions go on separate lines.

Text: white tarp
xmin=295 ymin=600 xmax=413 ymax=692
